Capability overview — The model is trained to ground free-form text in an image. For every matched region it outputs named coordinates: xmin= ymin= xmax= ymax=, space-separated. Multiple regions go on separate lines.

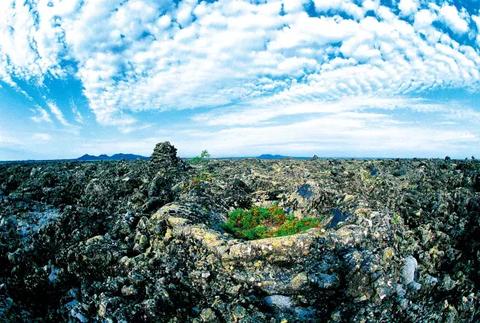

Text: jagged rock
xmin=264 ymin=295 xmax=293 ymax=310
xmin=401 ymin=255 xmax=418 ymax=285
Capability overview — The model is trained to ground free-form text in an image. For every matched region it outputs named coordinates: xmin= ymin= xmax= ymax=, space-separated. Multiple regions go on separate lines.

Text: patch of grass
xmin=222 ymin=205 xmax=321 ymax=240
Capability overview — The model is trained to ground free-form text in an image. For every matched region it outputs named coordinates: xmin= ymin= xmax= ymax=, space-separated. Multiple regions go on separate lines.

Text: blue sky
xmin=0 ymin=0 xmax=479 ymax=160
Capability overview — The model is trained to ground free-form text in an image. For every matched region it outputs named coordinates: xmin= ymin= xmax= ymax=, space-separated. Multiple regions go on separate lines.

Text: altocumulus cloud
xmin=0 ymin=0 xmax=479 ymax=158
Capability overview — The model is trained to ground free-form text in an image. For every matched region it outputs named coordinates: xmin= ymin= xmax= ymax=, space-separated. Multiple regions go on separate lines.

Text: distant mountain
xmin=256 ymin=154 xmax=290 ymax=159
xmin=77 ymin=153 xmax=148 ymax=161
xmin=77 ymin=154 xmax=99 ymax=161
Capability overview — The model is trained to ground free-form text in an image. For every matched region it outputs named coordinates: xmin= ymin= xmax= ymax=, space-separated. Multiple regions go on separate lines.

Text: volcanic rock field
xmin=1 ymin=142 xmax=479 ymax=322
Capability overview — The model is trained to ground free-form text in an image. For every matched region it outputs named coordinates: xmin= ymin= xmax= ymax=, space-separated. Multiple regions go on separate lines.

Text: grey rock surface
xmin=402 ymin=255 xmax=418 ymax=285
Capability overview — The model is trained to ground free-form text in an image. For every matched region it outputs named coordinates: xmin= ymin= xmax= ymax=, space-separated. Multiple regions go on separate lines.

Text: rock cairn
xmin=150 ymin=141 xmax=185 ymax=169
xmin=150 ymin=141 xmax=179 ymax=164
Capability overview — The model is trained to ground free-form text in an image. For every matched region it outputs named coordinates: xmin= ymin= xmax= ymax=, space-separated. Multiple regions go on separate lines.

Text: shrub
xmin=222 ymin=205 xmax=321 ymax=240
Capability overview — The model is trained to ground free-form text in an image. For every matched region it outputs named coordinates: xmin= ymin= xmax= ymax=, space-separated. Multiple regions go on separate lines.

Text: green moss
xmin=222 ymin=205 xmax=321 ymax=240
xmin=392 ymin=212 xmax=402 ymax=225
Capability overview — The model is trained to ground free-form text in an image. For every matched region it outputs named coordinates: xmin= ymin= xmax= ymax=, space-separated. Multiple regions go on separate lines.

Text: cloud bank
xmin=0 ymin=0 xmax=479 ymax=158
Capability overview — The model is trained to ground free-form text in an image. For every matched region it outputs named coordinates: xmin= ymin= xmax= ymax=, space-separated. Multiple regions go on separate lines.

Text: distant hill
xmin=77 ymin=153 xmax=148 ymax=161
xmin=256 ymin=154 xmax=290 ymax=159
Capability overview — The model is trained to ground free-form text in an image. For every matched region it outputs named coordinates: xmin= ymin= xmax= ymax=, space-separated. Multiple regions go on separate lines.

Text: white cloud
xmin=473 ymin=15 xmax=480 ymax=45
xmin=0 ymin=0 xmax=68 ymax=81
xmin=31 ymin=106 xmax=53 ymax=124
xmin=0 ymin=0 xmax=477 ymax=126
xmin=62 ymin=105 xmax=478 ymax=158
xmin=473 ymin=15 xmax=480 ymax=31
xmin=313 ymin=0 xmax=365 ymax=20
xmin=414 ymin=8 xmax=436 ymax=29
xmin=178 ymin=90 xmax=480 ymax=158
xmin=398 ymin=0 xmax=419 ymax=17
xmin=47 ymin=102 xmax=71 ymax=126
xmin=171 ymin=112 xmax=478 ymax=158
xmin=439 ymin=5 xmax=469 ymax=34
xmin=71 ymin=102 xmax=84 ymax=124
xmin=192 ymin=96 xmax=452 ymax=126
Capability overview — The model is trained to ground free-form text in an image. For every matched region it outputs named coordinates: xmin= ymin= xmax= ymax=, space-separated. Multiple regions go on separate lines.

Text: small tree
xmin=199 ymin=150 xmax=210 ymax=159
xmin=189 ymin=150 xmax=210 ymax=165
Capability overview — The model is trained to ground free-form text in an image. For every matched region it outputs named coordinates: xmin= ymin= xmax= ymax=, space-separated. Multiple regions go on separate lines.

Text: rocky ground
xmin=1 ymin=142 xmax=479 ymax=322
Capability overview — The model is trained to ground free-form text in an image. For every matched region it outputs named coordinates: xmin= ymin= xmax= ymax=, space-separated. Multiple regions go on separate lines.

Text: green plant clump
xmin=189 ymin=150 xmax=210 ymax=165
xmin=222 ymin=205 xmax=321 ymax=240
